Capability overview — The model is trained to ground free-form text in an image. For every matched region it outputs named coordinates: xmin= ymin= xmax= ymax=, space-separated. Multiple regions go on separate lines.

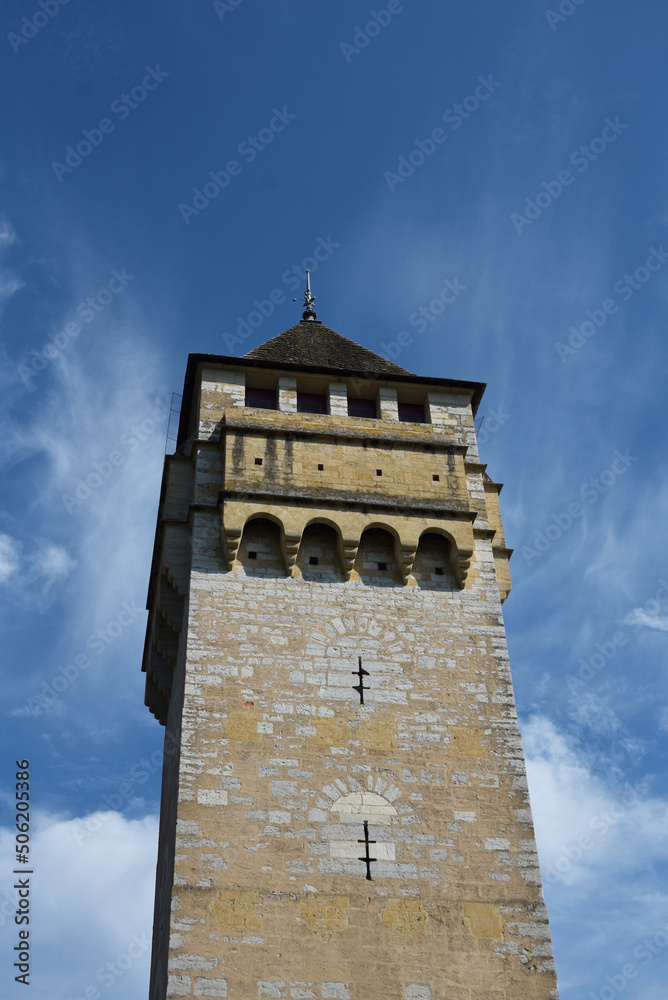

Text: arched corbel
xmin=452 ymin=546 xmax=473 ymax=588
xmin=338 ymin=534 xmax=360 ymax=581
xmin=395 ymin=538 xmax=418 ymax=585
xmin=222 ymin=524 xmax=243 ymax=571
xmin=281 ymin=529 xmax=301 ymax=577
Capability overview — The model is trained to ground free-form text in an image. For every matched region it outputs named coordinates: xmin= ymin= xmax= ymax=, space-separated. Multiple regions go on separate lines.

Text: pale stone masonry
xmin=143 ymin=320 xmax=559 ymax=1000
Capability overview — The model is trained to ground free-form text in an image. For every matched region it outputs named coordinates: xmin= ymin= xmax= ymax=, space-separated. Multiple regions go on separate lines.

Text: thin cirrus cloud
xmin=0 ymin=532 xmax=74 ymax=612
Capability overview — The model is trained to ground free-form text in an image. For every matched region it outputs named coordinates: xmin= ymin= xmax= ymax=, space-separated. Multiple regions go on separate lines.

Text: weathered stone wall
xmin=144 ymin=360 xmax=558 ymax=1000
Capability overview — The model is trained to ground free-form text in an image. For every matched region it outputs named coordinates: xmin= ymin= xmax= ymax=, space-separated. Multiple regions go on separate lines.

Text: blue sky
xmin=1 ymin=1 xmax=667 ymax=997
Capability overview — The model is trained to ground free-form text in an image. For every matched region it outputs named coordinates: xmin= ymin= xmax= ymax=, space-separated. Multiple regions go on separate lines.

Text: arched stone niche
xmin=221 ymin=499 xmax=474 ymax=588
xmin=236 ymin=516 xmax=285 ymax=577
xmin=296 ymin=522 xmax=346 ymax=583
xmin=412 ymin=531 xmax=457 ymax=589
xmin=355 ymin=528 xmax=402 ymax=587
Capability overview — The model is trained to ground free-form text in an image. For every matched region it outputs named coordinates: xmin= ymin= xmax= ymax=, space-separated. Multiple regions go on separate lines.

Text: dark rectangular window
xmin=398 ymin=401 xmax=426 ymax=423
xmin=348 ymin=397 xmax=377 ymax=419
xmin=245 ymin=386 xmax=277 ymax=410
xmin=297 ymin=392 xmax=327 ymax=414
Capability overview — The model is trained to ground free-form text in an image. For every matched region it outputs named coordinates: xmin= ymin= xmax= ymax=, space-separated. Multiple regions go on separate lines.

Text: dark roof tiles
xmin=243 ymin=321 xmax=414 ymax=376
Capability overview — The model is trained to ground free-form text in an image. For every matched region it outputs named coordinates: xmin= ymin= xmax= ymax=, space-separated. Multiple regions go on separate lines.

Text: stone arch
xmin=330 ymin=791 xmax=398 ymax=825
xmin=244 ymin=510 xmax=286 ymax=531
xmin=306 ymin=612 xmax=409 ymax=707
xmin=296 ymin=521 xmax=345 ymax=582
xmin=358 ymin=518 xmax=402 ymax=543
xmin=316 ymin=777 xmax=410 ymax=878
xmin=302 ymin=514 xmax=343 ymax=536
xmin=412 ymin=530 xmax=457 ymax=589
xmin=354 ymin=527 xmax=402 ymax=586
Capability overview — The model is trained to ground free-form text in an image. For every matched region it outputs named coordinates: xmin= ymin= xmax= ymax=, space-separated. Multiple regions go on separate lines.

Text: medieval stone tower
xmin=142 ymin=293 xmax=559 ymax=1000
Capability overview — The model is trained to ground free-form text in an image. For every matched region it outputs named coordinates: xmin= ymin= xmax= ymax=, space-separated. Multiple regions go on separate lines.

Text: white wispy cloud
xmin=0 ymin=225 xmax=170 ymax=731
xmin=0 ymin=533 xmax=74 ymax=611
xmin=0 ymin=215 xmax=24 ymax=392
xmin=624 ymin=608 xmax=668 ymax=632
xmin=0 ymin=216 xmax=22 ymax=303
xmin=525 ymin=715 xmax=668 ymax=884
xmin=0 ymin=810 xmax=157 ymax=1000
xmin=524 ymin=715 xmax=668 ymax=994
xmin=0 ymin=533 xmax=20 ymax=583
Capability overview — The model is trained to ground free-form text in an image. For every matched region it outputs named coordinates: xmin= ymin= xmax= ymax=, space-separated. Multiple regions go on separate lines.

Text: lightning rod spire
xmin=293 ymin=269 xmax=317 ymax=321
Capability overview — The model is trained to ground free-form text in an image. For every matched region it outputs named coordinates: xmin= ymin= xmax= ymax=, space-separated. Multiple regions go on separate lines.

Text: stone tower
xmin=142 ymin=305 xmax=559 ymax=1000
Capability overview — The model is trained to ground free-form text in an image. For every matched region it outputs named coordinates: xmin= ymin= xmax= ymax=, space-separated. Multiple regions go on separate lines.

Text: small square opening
xmin=378 ymin=562 xmax=388 ymax=571
xmin=376 ymin=469 xmax=383 ymax=477
xmin=254 ymin=458 xmax=263 ymax=466
xmin=435 ymin=567 xmax=444 ymax=576
xmin=317 ymin=463 xmax=324 ymax=471
xmin=248 ymin=551 xmax=258 ymax=560
xmin=309 ymin=556 xmax=319 ymax=566
xmin=432 ymin=474 xmax=440 ymax=482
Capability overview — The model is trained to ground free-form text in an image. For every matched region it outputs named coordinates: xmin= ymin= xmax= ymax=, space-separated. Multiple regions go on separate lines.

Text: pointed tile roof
xmin=243 ymin=321 xmax=414 ymax=376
